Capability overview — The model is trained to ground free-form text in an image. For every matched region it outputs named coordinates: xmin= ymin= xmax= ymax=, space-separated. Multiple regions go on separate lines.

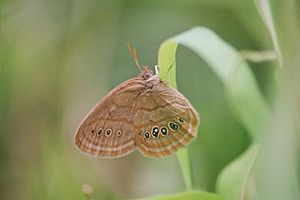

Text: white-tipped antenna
xmin=154 ymin=65 xmax=159 ymax=75
xmin=127 ymin=42 xmax=142 ymax=72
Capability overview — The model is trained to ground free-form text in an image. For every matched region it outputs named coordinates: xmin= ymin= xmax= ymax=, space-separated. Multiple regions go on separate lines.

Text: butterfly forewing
xmin=75 ymin=78 xmax=146 ymax=158
xmin=133 ymin=82 xmax=199 ymax=158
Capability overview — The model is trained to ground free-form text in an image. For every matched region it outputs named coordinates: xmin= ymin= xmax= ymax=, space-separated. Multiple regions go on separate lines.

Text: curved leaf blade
xmin=158 ymin=27 xmax=270 ymax=199
xmin=216 ymin=144 xmax=259 ymax=200
xmin=135 ymin=191 xmax=223 ymax=200
xmin=159 ymin=27 xmax=270 ymax=140
xmin=254 ymin=0 xmax=282 ymax=66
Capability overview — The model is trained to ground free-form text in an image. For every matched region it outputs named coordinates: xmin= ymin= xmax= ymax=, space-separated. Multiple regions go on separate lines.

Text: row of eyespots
xmin=139 ymin=117 xmax=185 ymax=140
xmin=137 ymin=126 xmax=169 ymax=140
xmin=91 ymin=128 xmax=122 ymax=137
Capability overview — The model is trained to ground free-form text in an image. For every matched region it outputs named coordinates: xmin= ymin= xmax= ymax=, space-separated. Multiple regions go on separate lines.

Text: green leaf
xmin=216 ymin=144 xmax=259 ymax=200
xmin=175 ymin=148 xmax=193 ymax=191
xmin=158 ymin=27 xmax=270 ymax=141
xmin=158 ymin=41 xmax=178 ymax=88
xmin=158 ymin=37 xmax=189 ymax=191
xmin=254 ymin=0 xmax=282 ymax=66
xmin=158 ymin=27 xmax=270 ymax=198
xmin=135 ymin=191 xmax=223 ymax=200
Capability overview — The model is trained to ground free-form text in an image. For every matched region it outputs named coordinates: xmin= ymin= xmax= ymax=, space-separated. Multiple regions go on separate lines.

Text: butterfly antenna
xmin=127 ymin=42 xmax=142 ymax=72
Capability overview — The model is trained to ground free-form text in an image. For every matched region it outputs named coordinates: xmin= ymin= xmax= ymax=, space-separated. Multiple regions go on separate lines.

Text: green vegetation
xmin=1 ymin=0 xmax=299 ymax=200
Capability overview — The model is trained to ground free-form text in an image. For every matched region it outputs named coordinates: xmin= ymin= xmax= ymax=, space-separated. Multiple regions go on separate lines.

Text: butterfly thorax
xmin=140 ymin=66 xmax=160 ymax=88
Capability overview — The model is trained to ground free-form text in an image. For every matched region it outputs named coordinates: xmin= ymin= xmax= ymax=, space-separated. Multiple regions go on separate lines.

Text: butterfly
xmin=74 ymin=44 xmax=200 ymax=158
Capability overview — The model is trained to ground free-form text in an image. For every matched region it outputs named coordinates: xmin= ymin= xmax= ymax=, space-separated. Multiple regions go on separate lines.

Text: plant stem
xmin=177 ymin=149 xmax=193 ymax=191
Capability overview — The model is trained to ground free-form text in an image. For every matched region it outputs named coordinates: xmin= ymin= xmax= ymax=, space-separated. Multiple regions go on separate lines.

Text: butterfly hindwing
xmin=133 ymin=82 xmax=200 ymax=158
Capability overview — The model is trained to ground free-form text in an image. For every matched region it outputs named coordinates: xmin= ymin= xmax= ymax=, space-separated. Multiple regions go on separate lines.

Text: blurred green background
xmin=0 ymin=0 xmax=299 ymax=200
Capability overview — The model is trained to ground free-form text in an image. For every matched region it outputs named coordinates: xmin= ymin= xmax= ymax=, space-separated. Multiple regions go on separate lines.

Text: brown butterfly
xmin=74 ymin=44 xmax=200 ymax=158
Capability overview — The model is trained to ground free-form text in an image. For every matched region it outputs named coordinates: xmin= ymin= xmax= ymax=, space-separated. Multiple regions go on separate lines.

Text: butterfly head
xmin=140 ymin=66 xmax=154 ymax=80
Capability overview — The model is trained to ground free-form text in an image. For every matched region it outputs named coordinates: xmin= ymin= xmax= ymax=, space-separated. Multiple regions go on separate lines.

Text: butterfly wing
xmin=74 ymin=78 xmax=146 ymax=158
xmin=133 ymin=82 xmax=200 ymax=158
